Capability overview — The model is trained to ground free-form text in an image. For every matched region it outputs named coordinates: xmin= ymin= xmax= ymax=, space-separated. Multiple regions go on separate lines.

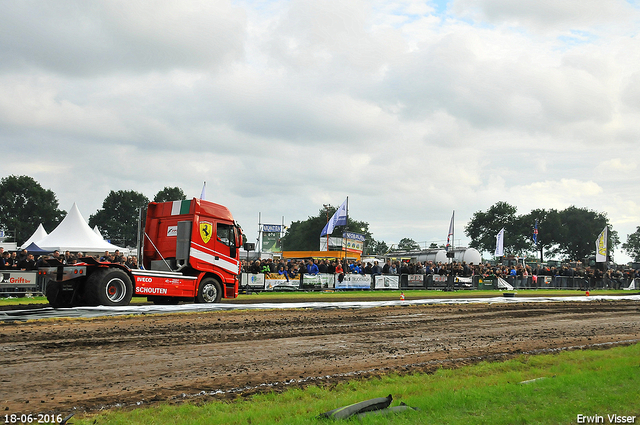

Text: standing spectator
xmin=17 ymin=249 xmax=28 ymax=262
xmin=36 ymin=255 xmax=50 ymax=268
xmin=382 ymin=260 xmax=391 ymax=274
xmin=307 ymin=259 xmax=319 ymax=275
xmin=100 ymin=251 xmax=110 ymax=262
xmin=8 ymin=252 xmax=17 ymax=269
xmin=18 ymin=253 xmax=37 ymax=270
xmin=2 ymin=251 xmax=11 ymax=269
xmin=277 ymin=265 xmax=289 ymax=282
xmin=318 ymin=260 xmax=328 ymax=274
xmin=371 ymin=261 xmax=382 ymax=277
xmin=327 ymin=261 xmax=336 ymax=274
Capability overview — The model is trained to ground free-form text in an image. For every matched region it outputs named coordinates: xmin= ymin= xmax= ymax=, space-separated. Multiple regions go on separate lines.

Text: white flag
xmin=595 ymin=226 xmax=607 ymax=263
xmin=200 ymin=181 xmax=206 ymax=200
xmin=320 ymin=198 xmax=348 ymax=237
xmin=495 ymin=228 xmax=505 ymax=257
xmin=446 ymin=210 xmax=454 ymax=251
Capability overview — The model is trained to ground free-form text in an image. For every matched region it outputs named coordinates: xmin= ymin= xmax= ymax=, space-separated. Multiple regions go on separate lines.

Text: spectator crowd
xmin=0 ymin=247 xmax=140 ymax=270
xmin=241 ymin=257 xmax=640 ymax=287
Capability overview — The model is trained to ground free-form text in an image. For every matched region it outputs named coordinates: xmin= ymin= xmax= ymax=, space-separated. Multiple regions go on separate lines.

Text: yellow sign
xmin=200 ymin=221 xmax=213 ymax=244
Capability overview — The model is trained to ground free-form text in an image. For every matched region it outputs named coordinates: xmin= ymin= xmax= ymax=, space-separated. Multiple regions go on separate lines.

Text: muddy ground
xmin=1 ymin=299 xmax=639 ymax=417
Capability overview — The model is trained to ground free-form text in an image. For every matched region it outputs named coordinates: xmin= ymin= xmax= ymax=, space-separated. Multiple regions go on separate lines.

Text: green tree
xmin=281 ymin=205 xmax=377 ymax=252
xmin=465 ymin=202 xmax=529 ymax=256
xmin=0 ymin=175 xmax=65 ymax=244
xmin=523 ymin=208 xmax=563 ymax=262
xmin=622 ymin=226 xmax=640 ymax=262
xmin=89 ymin=190 xmax=149 ymax=248
xmin=556 ymin=206 xmax=619 ymax=261
xmin=397 ymin=237 xmax=420 ymax=251
xmin=153 ymin=187 xmax=186 ymax=203
xmin=366 ymin=240 xmax=389 ymax=255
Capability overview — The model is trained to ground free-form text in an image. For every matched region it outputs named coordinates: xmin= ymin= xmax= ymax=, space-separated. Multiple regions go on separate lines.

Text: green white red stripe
xmin=171 ymin=200 xmax=191 ymax=215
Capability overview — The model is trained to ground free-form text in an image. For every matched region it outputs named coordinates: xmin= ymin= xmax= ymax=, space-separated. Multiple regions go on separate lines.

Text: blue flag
xmin=533 ymin=220 xmax=538 ymax=245
xmin=320 ymin=198 xmax=348 ymax=237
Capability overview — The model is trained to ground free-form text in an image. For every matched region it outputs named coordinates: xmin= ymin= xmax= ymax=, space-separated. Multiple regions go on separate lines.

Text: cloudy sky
xmin=1 ymin=0 xmax=639 ymax=261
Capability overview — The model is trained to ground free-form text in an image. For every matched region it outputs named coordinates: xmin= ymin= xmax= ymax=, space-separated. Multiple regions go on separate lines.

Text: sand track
xmin=1 ymin=300 xmax=639 ymax=416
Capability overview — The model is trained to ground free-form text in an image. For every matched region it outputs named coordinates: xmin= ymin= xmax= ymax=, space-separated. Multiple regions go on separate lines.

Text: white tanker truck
xmin=386 ymin=247 xmax=482 ymax=265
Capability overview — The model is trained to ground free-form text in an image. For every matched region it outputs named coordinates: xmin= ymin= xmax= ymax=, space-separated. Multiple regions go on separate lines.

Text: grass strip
xmin=2 ymin=289 xmax=633 ymax=307
xmin=77 ymin=343 xmax=640 ymax=425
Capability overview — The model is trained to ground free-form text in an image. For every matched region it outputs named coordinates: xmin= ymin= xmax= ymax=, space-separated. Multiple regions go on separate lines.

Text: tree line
xmin=2 ymin=175 xmax=640 ymax=262
xmin=464 ymin=201 xmax=625 ymax=262
xmin=0 ymin=175 xmax=186 ymax=247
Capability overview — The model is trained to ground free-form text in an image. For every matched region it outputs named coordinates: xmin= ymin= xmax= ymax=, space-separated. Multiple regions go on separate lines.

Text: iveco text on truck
xmin=41 ymin=198 xmax=244 ymax=307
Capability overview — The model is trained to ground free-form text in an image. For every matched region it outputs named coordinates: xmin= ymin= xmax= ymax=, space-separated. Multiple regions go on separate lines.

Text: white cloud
xmin=0 ymin=0 xmax=247 ymax=76
xmin=0 ymin=0 xmax=639 ymax=263
xmin=451 ymin=0 xmax=637 ymax=34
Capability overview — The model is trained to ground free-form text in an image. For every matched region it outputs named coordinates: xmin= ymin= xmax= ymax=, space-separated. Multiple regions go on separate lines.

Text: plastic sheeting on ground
xmin=1 ymin=294 xmax=639 ymax=322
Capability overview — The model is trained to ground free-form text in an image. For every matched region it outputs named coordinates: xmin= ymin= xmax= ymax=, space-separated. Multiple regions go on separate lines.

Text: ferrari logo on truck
xmin=200 ymin=221 xmax=213 ymax=244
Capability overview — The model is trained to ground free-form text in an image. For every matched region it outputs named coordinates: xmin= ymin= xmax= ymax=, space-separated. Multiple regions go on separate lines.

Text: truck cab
xmin=42 ymin=198 xmax=244 ymax=308
xmin=141 ymin=198 xmax=243 ymax=300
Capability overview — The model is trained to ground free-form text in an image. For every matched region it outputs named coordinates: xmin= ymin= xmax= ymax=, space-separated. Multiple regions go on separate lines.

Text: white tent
xmin=35 ymin=203 xmax=125 ymax=253
xmin=93 ymin=225 xmax=102 ymax=237
xmin=20 ymin=223 xmax=48 ymax=249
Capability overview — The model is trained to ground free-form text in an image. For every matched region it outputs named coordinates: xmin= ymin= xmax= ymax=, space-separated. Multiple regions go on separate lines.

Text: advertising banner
xmin=302 ymin=273 xmax=335 ymax=289
xmin=336 ymin=274 xmax=371 ymax=289
xmin=262 ymin=230 xmax=281 ymax=252
xmin=0 ymin=271 xmax=38 ymax=288
xmin=374 ymin=275 xmax=399 ymax=289
xmin=265 ymin=273 xmax=299 ymax=290
xmin=406 ymin=274 xmax=425 ymax=288
xmin=241 ymin=273 xmax=265 ymax=290
xmin=342 ymin=231 xmax=364 ymax=253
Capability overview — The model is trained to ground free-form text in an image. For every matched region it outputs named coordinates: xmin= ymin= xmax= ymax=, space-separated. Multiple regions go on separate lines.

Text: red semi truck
xmin=41 ymin=198 xmax=244 ymax=307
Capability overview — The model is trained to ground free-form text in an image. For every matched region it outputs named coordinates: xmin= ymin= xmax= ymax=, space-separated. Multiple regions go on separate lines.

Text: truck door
xmin=216 ymin=223 xmax=234 ymax=259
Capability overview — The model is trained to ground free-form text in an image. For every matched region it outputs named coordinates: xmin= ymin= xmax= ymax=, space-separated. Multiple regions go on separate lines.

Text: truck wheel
xmin=196 ymin=277 xmax=222 ymax=303
xmin=45 ymin=282 xmax=64 ymax=308
xmin=88 ymin=268 xmax=133 ymax=306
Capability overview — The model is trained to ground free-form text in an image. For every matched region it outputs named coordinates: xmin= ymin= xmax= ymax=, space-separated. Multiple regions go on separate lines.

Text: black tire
xmin=87 ymin=268 xmax=133 ymax=306
xmin=196 ymin=277 xmax=222 ymax=303
xmin=45 ymin=281 xmax=73 ymax=308
xmin=45 ymin=281 xmax=62 ymax=308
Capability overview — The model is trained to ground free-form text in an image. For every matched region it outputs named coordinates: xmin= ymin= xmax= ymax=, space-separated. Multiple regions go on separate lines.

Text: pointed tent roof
xmin=35 ymin=203 xmax=124 ymax=253
xmin=93 ymin=225 xmax=102 ymax=237
xmin=20 ymin=223 xmax=48 ymax=249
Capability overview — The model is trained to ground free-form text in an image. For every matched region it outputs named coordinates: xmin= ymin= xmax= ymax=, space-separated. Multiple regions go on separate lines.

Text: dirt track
xmin=1 ymin=299 xmax=639 ymax=416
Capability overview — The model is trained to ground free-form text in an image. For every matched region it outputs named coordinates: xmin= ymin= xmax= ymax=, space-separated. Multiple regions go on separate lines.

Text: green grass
xmin=0 ymin=295 xmax=49 ymax=306
xmin=0 ymin=289 xmax=634 ymax=307
xmin=77 ymin=343 xmax=640 ymax=425
xmin=236 ymin=289 xmax=633 ymax=301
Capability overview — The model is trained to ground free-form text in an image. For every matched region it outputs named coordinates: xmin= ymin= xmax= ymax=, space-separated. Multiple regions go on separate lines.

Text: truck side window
xmin=217 ymin=223 xmax=232 ymax=246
